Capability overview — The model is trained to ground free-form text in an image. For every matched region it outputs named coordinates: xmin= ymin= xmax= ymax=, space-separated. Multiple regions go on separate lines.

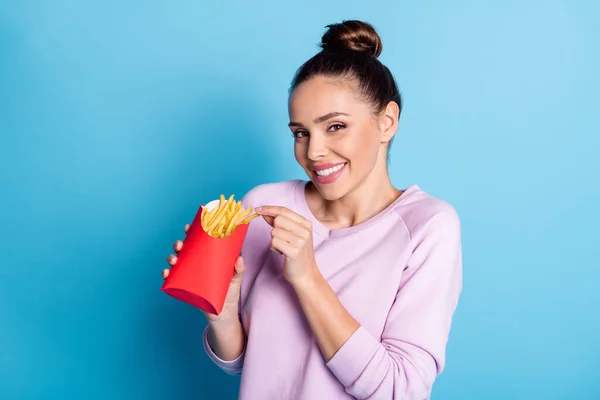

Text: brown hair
xmin=290 ymin=20 xmax=402 ymax=125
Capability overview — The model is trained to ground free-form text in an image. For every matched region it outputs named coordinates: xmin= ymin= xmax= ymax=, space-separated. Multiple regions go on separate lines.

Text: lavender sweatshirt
xmin=202 ymin=180 xmax=463 ymax=399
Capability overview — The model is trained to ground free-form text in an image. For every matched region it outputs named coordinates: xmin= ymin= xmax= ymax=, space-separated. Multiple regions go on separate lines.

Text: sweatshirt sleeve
xmin=202 ymin=325 xmax=244 ymax=375
xmin=325 ymin=207 xmax=463 ymax=399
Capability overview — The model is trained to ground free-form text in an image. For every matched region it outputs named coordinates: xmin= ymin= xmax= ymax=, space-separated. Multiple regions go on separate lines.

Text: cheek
xmin=294 ymin=142 xmax=307 ymax=163
xmin=344 ymin=130 xmax=379 ymax=165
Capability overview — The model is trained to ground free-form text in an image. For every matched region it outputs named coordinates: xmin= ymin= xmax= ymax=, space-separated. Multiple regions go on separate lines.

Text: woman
xmin=163 ymin=20 xmax=462 ymax=400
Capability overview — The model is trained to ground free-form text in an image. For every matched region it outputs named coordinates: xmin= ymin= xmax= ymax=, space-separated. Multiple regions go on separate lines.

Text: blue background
xmin=1 ymin=1 xmax=598 ymax=399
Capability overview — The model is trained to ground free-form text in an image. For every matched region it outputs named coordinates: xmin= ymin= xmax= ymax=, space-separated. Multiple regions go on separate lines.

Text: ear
xmin=379 ymin=101 xmax=400 ymax=144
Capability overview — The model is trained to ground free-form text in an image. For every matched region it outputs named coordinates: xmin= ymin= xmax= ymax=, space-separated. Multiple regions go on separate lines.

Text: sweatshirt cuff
xmin=325 ymin=325 xmax=380 ymax=388
xmin=202 ymin=325 xmax=244 ymax=374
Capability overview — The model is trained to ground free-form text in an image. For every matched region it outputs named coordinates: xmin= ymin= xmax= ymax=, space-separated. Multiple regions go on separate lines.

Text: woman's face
xmin=288 ymin=75 xmax=395 ymax=201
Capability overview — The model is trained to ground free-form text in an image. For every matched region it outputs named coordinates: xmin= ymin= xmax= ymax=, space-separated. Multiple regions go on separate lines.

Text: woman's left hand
xmin=254 ymin=206 xmax=318 ymax=286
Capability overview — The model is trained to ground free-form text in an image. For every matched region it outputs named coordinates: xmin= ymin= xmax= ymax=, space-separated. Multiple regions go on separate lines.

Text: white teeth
xmin=315 ymin=163 xmax=345 ymax=177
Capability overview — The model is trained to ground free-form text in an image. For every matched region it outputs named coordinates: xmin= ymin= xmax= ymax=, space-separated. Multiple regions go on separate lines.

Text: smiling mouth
xmin=312 ymin=163 xmax=347 ymax=178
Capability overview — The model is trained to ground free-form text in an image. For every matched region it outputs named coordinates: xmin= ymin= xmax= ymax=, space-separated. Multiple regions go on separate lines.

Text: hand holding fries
xmin=164 ymin=237 xmax=248 ymax=322
xmin=201 ymin=194 xmax=259 ymax=238
xmin=161 ymin=192 xmax=258 ymax=315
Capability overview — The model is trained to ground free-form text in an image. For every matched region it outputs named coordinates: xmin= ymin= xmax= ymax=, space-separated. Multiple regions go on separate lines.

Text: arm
xmin=203 ymin=317 xmax=246 ymax=375
xmin=290 ymin=271 xmax=360 ymax=361
xmin=202 ymin=255 xmax=248 ymax=375
xmin=207 ymin=317 xmax=246 ymax=362
xmin=292 ymin=210 xmax=463 ymax=399
xmin=202 ymin=253 xmax=249 ymax=375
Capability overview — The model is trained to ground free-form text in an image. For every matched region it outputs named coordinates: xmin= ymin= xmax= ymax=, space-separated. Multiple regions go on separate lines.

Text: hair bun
xmin=320 ymin=20 xmax=382 ymax=58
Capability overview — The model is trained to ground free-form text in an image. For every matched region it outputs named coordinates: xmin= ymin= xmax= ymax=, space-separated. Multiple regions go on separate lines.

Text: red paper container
xmin=161 ymin=200 xmax=250 ymax=315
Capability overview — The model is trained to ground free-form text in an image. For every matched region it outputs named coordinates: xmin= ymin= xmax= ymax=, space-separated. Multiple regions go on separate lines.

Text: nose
xmin=307 ymin=134 xmax=328 ymax=161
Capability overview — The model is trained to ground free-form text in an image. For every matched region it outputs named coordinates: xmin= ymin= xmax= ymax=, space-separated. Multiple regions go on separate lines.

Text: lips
xmin=311 ymin=162 xmax=347 ymax=184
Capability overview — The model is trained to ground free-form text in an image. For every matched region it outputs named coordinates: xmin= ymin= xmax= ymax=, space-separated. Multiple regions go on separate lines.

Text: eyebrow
xmin=288 ymin=112 xmax=350 ymax=127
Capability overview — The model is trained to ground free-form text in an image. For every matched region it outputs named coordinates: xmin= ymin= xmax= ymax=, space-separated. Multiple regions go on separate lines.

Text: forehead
xmin=288 ymin=76 xmax=365 ymax=120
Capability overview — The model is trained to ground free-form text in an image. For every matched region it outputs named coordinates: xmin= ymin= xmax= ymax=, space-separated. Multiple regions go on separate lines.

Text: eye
xmin=292 ymin=130 xmax=309 ymax=139
xmin=328 ymin=123 xmax=346 ymax=132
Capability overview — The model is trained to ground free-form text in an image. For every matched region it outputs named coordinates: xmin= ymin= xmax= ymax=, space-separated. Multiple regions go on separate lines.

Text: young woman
xmin=163 ymin=20 xmax=462 ymax=400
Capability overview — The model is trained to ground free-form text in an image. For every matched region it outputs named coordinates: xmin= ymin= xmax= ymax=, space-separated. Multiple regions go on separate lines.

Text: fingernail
xmin=255 ymin=207 xmax=262 ymax=212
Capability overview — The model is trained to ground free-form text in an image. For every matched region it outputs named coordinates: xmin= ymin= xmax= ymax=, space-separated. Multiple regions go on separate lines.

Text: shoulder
xmin=393 ymin=185 xmax=461 ymax=246
xmin=241 ymin=179 xmax=303 ymax=208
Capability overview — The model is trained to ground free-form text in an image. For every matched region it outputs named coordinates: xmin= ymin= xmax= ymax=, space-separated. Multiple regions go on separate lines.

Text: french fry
xmin=206 ymin=200 xmax=230 ymax=231
xmin=239 ymin=213 xmax=259 ymax=224
xmin=201 ymin=194 xmax=258 ymax=238
xmin=228 ymin=195 xmax=236 ymax=213
xmin=204 ymin=195 xmax=225 ymax=226
xmin=224 ymin=203 xmax=249 ymax=237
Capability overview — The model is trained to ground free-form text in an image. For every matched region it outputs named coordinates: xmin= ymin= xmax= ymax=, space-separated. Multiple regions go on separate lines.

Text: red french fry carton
xmin=161 ymin=200 xmax=250 ymax=315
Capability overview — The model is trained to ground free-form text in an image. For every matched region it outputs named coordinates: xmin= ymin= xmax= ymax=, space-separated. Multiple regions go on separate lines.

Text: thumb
xmin=261 ymin=215 xmax=275 ymax=227
xmin=232 ymin=256 xmax=247 ymax=280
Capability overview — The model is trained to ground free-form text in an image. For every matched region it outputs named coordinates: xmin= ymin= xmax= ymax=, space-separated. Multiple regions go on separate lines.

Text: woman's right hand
xmin=163 ymin=223 xmax=247 ymax=323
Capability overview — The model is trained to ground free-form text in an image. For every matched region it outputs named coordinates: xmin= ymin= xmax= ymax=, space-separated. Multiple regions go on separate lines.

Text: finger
xmin=255 ymin=206 xmax=311 ymax=229
xmin=261 ymin=214 xmax=276 ymax=227
xmin=272 ymin=215 xmax=306 ymax=233
xmin=271 ymin=237 xmax=296 ymax=258
xmin=173 ymin=240 xmax=183 ymax=253
xmin=271 ymin=227 xmax=302 ymax=247
xmin=162 ymin=269 xmax=170 ymax=279
xmin=184 ymin=224 xmax=190 ymax=233
xmin=234 ymin=256 xmax=247 ymax=275
xmin=269 ymin=216 xmax=311 ymax=243
xmin=167 ymin=254 xmax=177 ymax=265
xmin=231 ymin=257 xmax=246 ymax=287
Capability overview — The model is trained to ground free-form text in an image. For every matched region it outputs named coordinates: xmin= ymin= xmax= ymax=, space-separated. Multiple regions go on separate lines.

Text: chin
xmin=308 ymin=176 xmax=349 ymax=201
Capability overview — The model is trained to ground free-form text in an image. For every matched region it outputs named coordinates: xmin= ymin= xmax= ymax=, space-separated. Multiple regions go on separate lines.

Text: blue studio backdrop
xmin=1 ymin=1 xmax=599 ymax=399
